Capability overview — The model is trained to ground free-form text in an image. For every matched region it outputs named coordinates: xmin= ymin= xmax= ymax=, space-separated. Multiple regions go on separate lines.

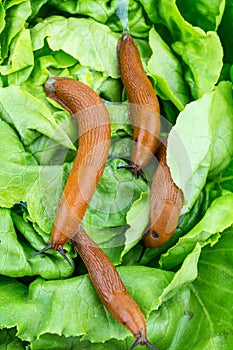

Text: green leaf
xmin=176 ymin=0 xmax=226 ymax=31
xmin=0 ymin=162 xmax=39 ymax=208
xmin=160 ymin=193 xmax=233 ymax=269
xmin=215 ymin=158 xmax=233 ymax=192
xmin=28 ymin=51 xmax=76 ymax=87
xmin=0 ymin=328 xmax=27 ymax=349
xmin=0 ymin=208 xmax=74 ymax=278
xmin=122 ymin=192 xmax=150 ymax=257
xmin=147 ymin=27 xmax=190 ymax=111
xmin=158 ymin=228 xmax=233 ymax=349
xmin=208 ymin=82 xmax=233 ymax=177
xmin=218 ymin=0 xmax=233 ymax=64
xmin=107 ymin=0 xmax=151 ymax=38
xmin=0 ymin=0 xmax=31 ymax=60
xmin=105 ymin=102 xmax=133 ymax=138
xmin=137 ymin=0 xmax=160 ymax=23
xmin=29 ymin=0 xmax=50 ymax=19
xmin=0 ymin=267 xmax=172 ymax=344
xmin=26 ymin=163 xmax=72 ymax=234
xmin=167 ymin=81 xmax=233 ymax=210
xmin=163 ymin=1 xmax=223 ymax=99
xmin=159 ymin=243 xmax=201 ymax=303
xmin=83 ymin=159 xmax=148 ymax=230
xmin=0 ymin=28 xmax=34 ymax=85
xmin=0 ymin=119 xmax=37 ymax=165
xmin=68 ymin=64 xmax=122 ymax=102
xmin=2 ymin=229 xmax=233 ymax=349
xmin=0 ymin=85 xmax=75 ymax=148
xmin=0 ymin=2 xmax=5 ymax=36
xmin=141 ymin=0 xmax=223 ymax=99
xmin=30 ymin=16 xmax=120 ymax=78
xmin=11 ymin=211 xmax=47 ymax=250
xmin=50 ymin=0 xmax=116 ymax=23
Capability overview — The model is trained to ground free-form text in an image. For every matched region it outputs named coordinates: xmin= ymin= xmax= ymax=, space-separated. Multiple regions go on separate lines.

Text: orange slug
xmin=72 ymin=228 xmax=158 ymax=350
xmin=34 ymin=77 xmax=111 ymax=264
xmin=143 ymin=139 xmax=183 ymax=248
xmin=117 ymin=33 xmax=160 ymax=177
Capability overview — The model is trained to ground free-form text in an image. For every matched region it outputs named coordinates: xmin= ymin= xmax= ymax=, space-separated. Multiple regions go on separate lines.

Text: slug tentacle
xmin=130 ymin=338 xmax=159 ymax=350
xmin=33 ymin=244 xmax=72 ymax=266
xmin=58 ymin=246 xmax=73 ymax=266
xmin=32 ymin=244 xmax=52 ymax=256
xmin=117 ymin=164 xmax=146 ymax=181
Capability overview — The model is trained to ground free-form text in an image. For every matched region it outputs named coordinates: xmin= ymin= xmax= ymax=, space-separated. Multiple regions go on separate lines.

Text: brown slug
xmin=72 ymin=228 xmax=158 ymax=350
xmin=34 ymin=77 xmax=111 ymax=264
xmin=117 ymin=33 xmax=160 ymax=178
xmin=143 ymin=138 xmax=183 ymax=247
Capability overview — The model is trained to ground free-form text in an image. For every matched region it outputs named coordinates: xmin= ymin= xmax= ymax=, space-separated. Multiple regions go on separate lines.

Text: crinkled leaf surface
xmin=176 ymin=0 xmax=226 ymax=31
xmin=30 ymin=16 xmax=120 ymax=78
xmin=0 ymin=328 xmax=26 ymax=349
xmin=217 ymin=158 xmax=233 ymax=192
xmin=0 ymin=85 xmax=75 ymax=148
xmin=140 ymin=0 xmax=223 ymax=99
xmin=218 ymin=0 xmax=233 ymax=64
xmin=167 ymin=82 xmax=233 ymax=210
xmin=0 ymin=28 xmax=34 ymax=85
xmin=122 ymin=192 xmax=150 ymax=256
xmin=50 ymin=0 xmax=116 ymax=23
xmin=160 ymin=193 xmax=233 ymax=269
xmin=147 ymin=27 xmax=190 ymax=111
xmin=1 ymin=229 xmax=233 ymax=349
xmin=0 ymin=1 xmax=233 ymax=349
xmin=0 ymin=0 xmax=31 ymax=60
xmin=0 ymin=267 xmax=173 ymax=344
xmin=0 ymin=208 xmax=74 ymax=278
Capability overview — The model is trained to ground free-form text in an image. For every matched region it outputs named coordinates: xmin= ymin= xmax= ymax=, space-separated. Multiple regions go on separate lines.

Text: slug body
xmin=143 ymin=140 xmax=183 ymax=248
xmin=117 ymin=33 xmax=160 ymax=175
xmin=42 ymin=77 xmax=111 ymax=256
xmin=72 ymin=229 xmax=157 ymax=350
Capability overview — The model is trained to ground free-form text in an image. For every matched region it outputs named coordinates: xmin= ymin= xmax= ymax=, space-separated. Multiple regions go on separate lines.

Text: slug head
xmin=143 ymin=200 xmax=181 ymax=248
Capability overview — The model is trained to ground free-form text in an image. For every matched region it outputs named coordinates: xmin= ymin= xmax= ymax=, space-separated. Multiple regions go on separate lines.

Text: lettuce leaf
xmin=0 ymin=28 xmax=34 ymax=85
xmin=50 ymin=0 xmax=116 ymax=23
xmin=147 ymin=27 xmax=190 ymax=111
xmin=0 ymin=328 xmax=26 ymax=349
xmin=167 ymin=81 xmax=233 ymax=211
xmin=160 ymin=192 xmax=233 ymax=269
xmin=176 ymin=0 xmax=226 ymax=31
xmin=1 ymin=228 xmax=233 ymax=349
xmin=218 ymin=0 xmax=233 ymax=64
xmin=0 ymin=208 xmax=74 ymax=278
xmin=140 ymin=0 xmax=223 ymax=99
xmin=30 ymin=16 xmax=120 ymax=78
xmin=0 ymin=0 xmax=31 ymax=61
xmin=0 ymin=85 xmax=75 ymax=148
xmin=0 ymin=1 xmax=233 ymax=349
